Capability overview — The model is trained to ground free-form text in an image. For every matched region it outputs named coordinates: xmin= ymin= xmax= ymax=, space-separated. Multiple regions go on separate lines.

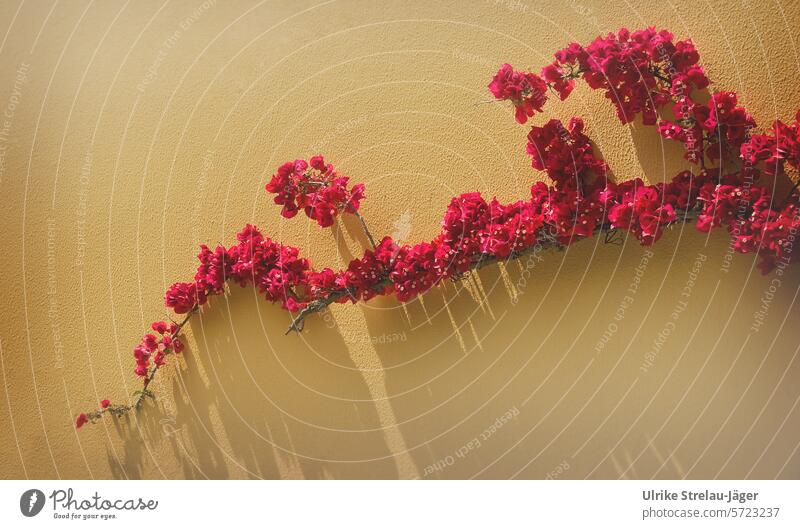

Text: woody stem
xmin=354 ymin=210 xmax=377 ymax=249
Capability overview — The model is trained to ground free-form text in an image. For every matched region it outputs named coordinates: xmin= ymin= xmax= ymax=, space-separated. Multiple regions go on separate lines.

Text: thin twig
xmin=353 ymin=210 xmax=377 ymax=249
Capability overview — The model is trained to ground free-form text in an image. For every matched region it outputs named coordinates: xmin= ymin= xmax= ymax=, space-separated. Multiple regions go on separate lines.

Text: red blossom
xmin=741 ymin=110 xmax=800 ymax=176
xmin=488 ymin=63 xmax=548 ymax=124
xmin=265 ymin=156 xmax=366 ymax=227
xmin=526 ymin=117 xmax=607 ymax=190
xmin=132 ymin=321 xmax=189 ymax=377
xmin=549 ymin=28 xmax=689 ymax=124
xmin=607 ymin=181 xmax=677 ymax=245
xmin=165 ymin=282 xmax=206 ymax=314
xmin=540 ymin=62 xmax=575 ymax=101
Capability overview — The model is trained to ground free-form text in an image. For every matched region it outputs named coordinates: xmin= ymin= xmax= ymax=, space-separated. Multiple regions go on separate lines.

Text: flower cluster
xmin=490 ymin=28 xmax=720 ymax=167
xmin=165 ymin=281 xmax=206 ymax=314
xmin=526 ymin=117 xmax=607 ymax=190
xmin=605 ymin=181 xmax=677 ymax=245
xmin=226 ymin=225 xmax=310 ymax=311
xmin=659 ymin=91 xmax=755 ymax=163
xmin=741 ymin=110 xmax=800 ymax=176
xmin=491 ymin=28 xmax=708 ymax=128
xmin=695 ymin=178 xmax=800 ymax=274
xmin=77 ymin=27 xmax=800 ymax=430
xmin=548 ymin=27 xmax=707 ymax=125
xmin=133 ymin=321 xmax=185 ymax=377
xmin=170 ymin=224 xmax=314 ymax=315
xmin=488 ymin=63 xmax=548 ymax=124
xmin=532 ymin=182 xmax=604 ymax=243
xmin=265 ymin=156 xmax=365 ymax=227
xmin=307 ymin=236 xmax=397 ymax=303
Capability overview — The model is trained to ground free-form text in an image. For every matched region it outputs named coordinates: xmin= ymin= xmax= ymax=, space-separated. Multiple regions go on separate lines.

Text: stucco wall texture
xmin=1 ymin=0 xmax=799 ymax=480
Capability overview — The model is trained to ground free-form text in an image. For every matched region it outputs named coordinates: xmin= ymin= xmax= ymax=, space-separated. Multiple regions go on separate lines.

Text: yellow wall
xmin=2 ymin=0 xmax=799 ymax=479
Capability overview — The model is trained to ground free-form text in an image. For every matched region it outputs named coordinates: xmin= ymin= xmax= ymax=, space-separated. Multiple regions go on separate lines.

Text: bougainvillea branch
xmin=282 ymin=207 xmax=704 ymax=334
xmin=75 ymin=310 xmax=194 ymax=428
xmin=77 ymin=27 xmax=800 ymax=429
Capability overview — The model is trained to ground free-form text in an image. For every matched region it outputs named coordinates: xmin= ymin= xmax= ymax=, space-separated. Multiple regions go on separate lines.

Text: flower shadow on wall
xmin=104 ymin=338 xmax=224 ymax=480
xmin=107 ymin=285 xmax=404 ymax=479
xmin=356 ymin=230 xmax=800 ymax=479
xmin=106 ymin=223 xmax=800 ymax=479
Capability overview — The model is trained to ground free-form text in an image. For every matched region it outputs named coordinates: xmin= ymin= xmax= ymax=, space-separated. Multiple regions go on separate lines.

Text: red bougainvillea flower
xmin=390 ymin=241 xmax=441 ymax=302
xmin=165 ymin=282 xmax=207 ymax=314
xmin=488 ymin=63 xmax=548 ymax=124
xmin=526 ymin=117 xmax=607 ymax=190
xmin=335 ymin=236 xmax=397 ymax=302
xmin=195 ymin=244 xmax=237 ymax=295
xmin=741 ymin=110 xmax=800 ymax=176
xmin=479 ymin=199 xmax=544 ymax=257
xmin=552 ymin=28 xmax=678 ymax=124
xmin=700 ymin=92 xmax=755 ymax=160
xmin=540 ymin=27 xmax=712 ymax=131
xmin=132 ymin=321 xmax=187 ymax=377
xmin=659 ymin=92 xmax=755 ymax=163
xmin=538 ymin=184 xmax=606 ymax=244
xmin=265 ymin=156 xmax=366 ymax=227
xmin=197 ymin=224 xmax=312 ymax=311
xmin=75 ymin=413 xmax=88 ymax=428
xmin=695 ymin=182 xmax=766 ymax=233
xmin=607 ymin=181 xmax=677 ymax=245
xmin=100 ymin=399 xmax=110 ymax=409
xmin=540 ymin=62 xmax=575 ymax=101
xmin=441 ymin=192 xmax=489 ymax=256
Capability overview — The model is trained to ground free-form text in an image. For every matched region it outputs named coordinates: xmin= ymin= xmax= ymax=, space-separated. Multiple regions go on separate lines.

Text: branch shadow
xmin=184 ymin=284 xmax=407 ymax=478
xmin=105 ymin=225 xmax=800 ymax=479
xmin=356 ymin=228 xmax=800 ymax=479
xmin=109 ymin=285 xmax=402 ymax=479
